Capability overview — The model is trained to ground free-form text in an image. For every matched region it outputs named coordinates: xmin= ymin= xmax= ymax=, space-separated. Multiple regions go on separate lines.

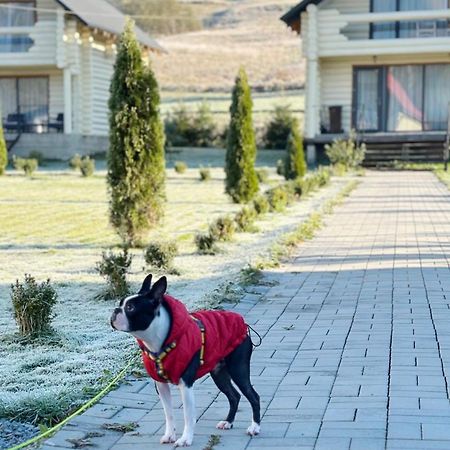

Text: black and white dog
xmin=110 ymin=274 xmax=260 ymax=447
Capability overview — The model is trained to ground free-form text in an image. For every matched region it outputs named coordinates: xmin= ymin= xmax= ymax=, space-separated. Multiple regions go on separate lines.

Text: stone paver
xmin=41 ymin=171 xmax=450 ymax=449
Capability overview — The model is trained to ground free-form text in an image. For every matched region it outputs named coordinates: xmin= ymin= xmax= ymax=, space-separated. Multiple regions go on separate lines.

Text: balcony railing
xmin=316 ymin=9 xmax=450 ymax=57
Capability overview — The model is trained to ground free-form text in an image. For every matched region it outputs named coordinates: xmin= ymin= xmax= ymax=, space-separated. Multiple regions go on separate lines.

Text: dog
xmin=110 ymin=274 xmax=260 ymax=447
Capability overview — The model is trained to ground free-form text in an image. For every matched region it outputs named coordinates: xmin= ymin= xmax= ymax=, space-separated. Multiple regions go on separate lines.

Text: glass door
xmin=354 ymin=68 xmax=381 ymax=132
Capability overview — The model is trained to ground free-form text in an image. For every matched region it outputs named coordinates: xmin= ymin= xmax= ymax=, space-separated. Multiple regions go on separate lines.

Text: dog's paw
xmin=160 ymin=431 xmax=176 ymax=444
xmin=173 ymin=435 xmax=193 ymax=447
xmin=246 ymin=422 xmax=260 ymax=436
xmin=216 ymin=421 xmax=233 ymax=430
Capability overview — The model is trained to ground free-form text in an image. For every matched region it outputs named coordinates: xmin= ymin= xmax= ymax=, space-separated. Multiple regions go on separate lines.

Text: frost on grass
xmin=0 ymin=169 xmax=352 ymax=425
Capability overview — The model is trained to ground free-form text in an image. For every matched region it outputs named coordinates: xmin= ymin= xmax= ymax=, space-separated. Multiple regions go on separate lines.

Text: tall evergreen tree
xmin=225 ymin=67 xmax=259 ymax=203
xmin=284 ymin=119 xmax=307 ymax=180
xmin=0 ymin=118 xmax=7 ymax=175
xmin=108 ymin=20 xmax=165 ymax=246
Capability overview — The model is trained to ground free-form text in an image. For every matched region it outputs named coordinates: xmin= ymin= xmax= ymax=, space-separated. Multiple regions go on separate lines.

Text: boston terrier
xmin=110 ymin=274 xmax=261 ymax=447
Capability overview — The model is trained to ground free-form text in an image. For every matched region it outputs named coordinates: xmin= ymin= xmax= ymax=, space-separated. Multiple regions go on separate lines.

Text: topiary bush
xmin=225 ymin=67 xmax=259 ymax=203
xmin=69 ymin=154 xmax=82 ymax=170
xmin=96 ymin=249 xmax=132 ymax=299
xmin=144 ymin=241 xmax=178 ymax=272
xmin=262 ymin=105 xmax=296 ymax=150
xmin=79 ymin=156 xmax=95 ymax=177
xmin=174 ymin=161 xmax=187 ymax=174
xmin=209 ymin=215 xmax=236 ymax=242
xmin=195 ymin=232 xmax=218 ymax=255
xmin=11 ymin=275 xmax=58 ymax=337
xmin=284 ymin=119 xmax=307 ymax=180
xmin=234 ymin=205 xmax=258 ymax=232
xmin=325 ymin=130 xmax=366 ymax=169
xmin=267 ymin=186 xmax=289 ymax=212
xmin=253 ymin=194 xmax=270 ymax=215
xmin=199 ymin=166 xmax=211 ymax=182
xmin=13 ymin=157 xmax=38 ymax=176
xmin=0 ymin=119 xmax=7 ymax=175
xmin=108 ymin=19 xmax=165 ymax=247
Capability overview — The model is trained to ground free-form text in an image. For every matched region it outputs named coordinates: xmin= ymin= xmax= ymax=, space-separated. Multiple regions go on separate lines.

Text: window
xmin=370 ymin=0 xmax=449 ymax=39
xmin=0 ymin=2 xmax=35 ymax=52
xmin=0 ymin=77 xmax=49 ymax=131
xmin=353 ymin=64 xmax=450 ymax=133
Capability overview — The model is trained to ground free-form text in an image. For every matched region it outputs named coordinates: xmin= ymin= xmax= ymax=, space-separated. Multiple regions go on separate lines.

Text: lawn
xmin=0 ymin=166 xmax=349 ymax=426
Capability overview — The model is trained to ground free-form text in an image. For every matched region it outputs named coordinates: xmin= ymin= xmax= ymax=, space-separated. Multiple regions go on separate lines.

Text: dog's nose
xmin=110 ymin=308 xmax=121 ymax=329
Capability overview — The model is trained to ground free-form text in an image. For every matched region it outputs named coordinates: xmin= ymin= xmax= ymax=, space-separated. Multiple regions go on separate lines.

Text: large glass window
xmin=353 ymin=64 xmax=450 ymax=133
xmin=0 ymin=77 xmax=49 ymax=131
xmin=0 ymin=2 xmax=35 ymax=26
xmin=371 ymin=0 xmax=449 ymax=39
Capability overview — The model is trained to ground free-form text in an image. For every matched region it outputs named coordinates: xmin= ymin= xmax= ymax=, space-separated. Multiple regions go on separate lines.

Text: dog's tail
xmin=247 ymin=325 xmax=262 ymax=348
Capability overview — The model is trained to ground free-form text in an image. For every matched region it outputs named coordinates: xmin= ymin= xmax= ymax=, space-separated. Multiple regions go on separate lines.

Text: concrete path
xmin=41 ymin=171 xmax=450 ymax=450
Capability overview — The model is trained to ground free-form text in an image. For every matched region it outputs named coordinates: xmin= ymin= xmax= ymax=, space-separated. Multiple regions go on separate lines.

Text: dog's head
xmin=110 ymin=274 xmax=167 ymax=333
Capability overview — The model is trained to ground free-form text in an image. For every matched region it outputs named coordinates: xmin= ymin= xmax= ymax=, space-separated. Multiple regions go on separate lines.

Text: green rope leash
xmin=8 ymin=355 xmax=138 ymax=450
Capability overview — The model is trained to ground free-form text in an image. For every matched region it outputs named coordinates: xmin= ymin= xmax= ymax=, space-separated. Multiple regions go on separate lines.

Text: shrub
xmin=325 ymin=130 xmax=366 ymax=169
xmin=96 ymin=249 xmax=132 ymax=299
xmin=108 ymin=20 xmax=165 ymax=247
xmin=195 ymin=232 xmax=218 ymax=255
xmin=256 ymin=168 xmax=269 ymax=184
xmin=69 ymin=154 xmax=82 ymax=170
xmin=0 ymin=120 xmax=7 ymax=175
xmin=262 ymin=105 xmax=296 ymax=150
xmin=332 ymin=162 xmax=347 ymax=177
xmin=199 ymin=166 xmax=211 ymax=182
xmin=144 ymin=241 xmax=178 ymax=271
xmin=11 ymin=275 xmax=58 ymax=337
xmin=253 ymin=194 xmax=270 ymax=215
xmin=225 ymin=67 xmax=259 ymax=203
xmin=276 ymin=159 xmax=285 ymax=176
xmin=165 ymin=103 xmax=217 ymax=148
xmin=174 ymin=161 xmax=187 ymax=174
xmin=13 ymin=157 xmax=38 ymax=176
xmin=316 ymin=167 xmax=331 ymax=187
xmin=284 ymin=120 xmax=307 ymax=180
xmin=79 ymin=156 xmax=95 ymax=177
xmin=28 ymin=151 xmax=44 ymax=166
xmin=234 ymin=205 xmax=258 ymax=232
xmin=209 ymin=215 xmax=236 ymax=241
xmin=267 ymin=186 xmax=289 ymax=212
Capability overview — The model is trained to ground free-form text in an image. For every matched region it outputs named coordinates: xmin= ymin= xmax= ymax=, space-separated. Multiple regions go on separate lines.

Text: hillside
xmin=151 ymin=0 xmax=305 ymax=92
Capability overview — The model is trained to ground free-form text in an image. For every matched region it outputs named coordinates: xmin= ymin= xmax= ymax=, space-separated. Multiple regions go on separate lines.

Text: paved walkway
xmin=42 ymin=171 xmax=450 ymax=450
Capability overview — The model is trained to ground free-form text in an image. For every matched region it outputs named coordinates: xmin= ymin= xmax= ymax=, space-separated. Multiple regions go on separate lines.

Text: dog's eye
xmin=126 ymin=304 xmax=135 ymax=312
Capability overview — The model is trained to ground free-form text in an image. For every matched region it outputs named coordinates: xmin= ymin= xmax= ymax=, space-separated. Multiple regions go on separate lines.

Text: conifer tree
xmin=284 ymin=119 xmax=307 ymax=180
xmin=225 ymin=67 xmax=259 ymax=203
xmin=108 ymin=20 xmax=165 ymax=246
xmin=0 ymin=118 xmax=7 ymax=175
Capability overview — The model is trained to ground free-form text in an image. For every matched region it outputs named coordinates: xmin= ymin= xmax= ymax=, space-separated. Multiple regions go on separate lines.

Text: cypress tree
xmin=0 ymin=119 xmax=7 ymax=175
xmin=225 ymin=67 xmax=259 ymax=203
xmin=108 ymin=20 xmax=165 ymax=246
xmin=284 ymin=119 xmax=307 ymax=180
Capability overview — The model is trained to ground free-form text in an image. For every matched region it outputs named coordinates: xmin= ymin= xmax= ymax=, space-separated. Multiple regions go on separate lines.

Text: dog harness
xmin=136 ymin=294 xmax=248 ymax=384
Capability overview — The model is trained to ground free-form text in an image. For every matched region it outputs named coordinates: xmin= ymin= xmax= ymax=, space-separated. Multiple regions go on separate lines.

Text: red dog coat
xmin=137 ymin=295 xmax=248 ymax=384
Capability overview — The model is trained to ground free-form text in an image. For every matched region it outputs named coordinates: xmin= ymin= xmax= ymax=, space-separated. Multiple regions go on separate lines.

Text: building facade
xmin=282 ymin=0 xmax=450 ymax=164
xmin=0 ymin=0 xmax=161 ymax=159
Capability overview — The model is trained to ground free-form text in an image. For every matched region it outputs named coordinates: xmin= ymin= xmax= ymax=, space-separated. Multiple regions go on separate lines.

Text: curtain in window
xmin=356 ymin=70 xmax=379 ymax=131
xmin=387 ymin=66 xmax=423 ymax=131
xmin=0 ymin=2 xmax=34 ymax=26
xmin=424 ymin=65 xmax=450 ymax=131
xmin=0 ymin=78 xmax=17 ymax=120
xmin=399 ymin=0 xmax=448 ymax=37
xmin=18 ymin=78 xmax=48 ymax=124
xmin=372 ymin=0 xmax=397 ymax=39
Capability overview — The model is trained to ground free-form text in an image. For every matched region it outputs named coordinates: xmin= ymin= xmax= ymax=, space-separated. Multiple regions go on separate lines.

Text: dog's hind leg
xmin=211 ymin=362 xmax=241 ymax=429
xmin=225 ymin=336 xmax=261 ymax=436
xmin=156 ymin=382 xmax=177 ymax=444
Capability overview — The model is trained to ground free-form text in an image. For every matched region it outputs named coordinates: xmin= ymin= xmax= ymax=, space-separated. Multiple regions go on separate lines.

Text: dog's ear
xmin=148 ymin=276 xmax=167 ymax=301
xmin=139 ymin=274 xmax=153 ymax=295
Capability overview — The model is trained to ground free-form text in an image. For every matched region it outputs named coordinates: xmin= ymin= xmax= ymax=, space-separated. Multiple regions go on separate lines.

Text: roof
xmin=280 ymin=0 xmax=323 ymax=33
xmin=56 ymin=0 xmax=164 ymax=52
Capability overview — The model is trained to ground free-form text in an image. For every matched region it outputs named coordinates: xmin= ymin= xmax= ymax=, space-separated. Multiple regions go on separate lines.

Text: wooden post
xmin=63 ymin=69 xmax=73 ymax=134
xmin=445 ymin=103 xmax=450 ymax=171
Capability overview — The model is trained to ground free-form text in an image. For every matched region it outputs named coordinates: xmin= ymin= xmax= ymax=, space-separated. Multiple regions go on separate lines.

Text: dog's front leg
xmin=156 ymin=382 xmax=176 ymax=444
xmin=174 ymin=381 xmax=196 ymax=447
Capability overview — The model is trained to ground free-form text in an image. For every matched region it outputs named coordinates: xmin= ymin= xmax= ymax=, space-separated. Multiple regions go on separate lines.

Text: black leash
xmin=247 ymin=325 xmax=262 ymax=348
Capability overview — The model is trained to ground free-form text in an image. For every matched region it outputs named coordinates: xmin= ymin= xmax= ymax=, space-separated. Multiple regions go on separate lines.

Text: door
xmin=354 ymin=68 xmax=382 ymax=132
